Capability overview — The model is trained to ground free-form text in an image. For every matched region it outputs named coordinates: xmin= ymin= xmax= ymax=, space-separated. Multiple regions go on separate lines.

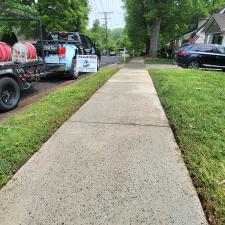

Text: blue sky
xmin=88 ymin=0 xmax=125 ymax=29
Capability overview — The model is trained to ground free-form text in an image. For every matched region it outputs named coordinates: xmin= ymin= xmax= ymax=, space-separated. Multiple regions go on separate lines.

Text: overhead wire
xmin=99 ymin=0 xmax=105 ymax=12
xmin=89 ymin=0 xmax=100 ymax=22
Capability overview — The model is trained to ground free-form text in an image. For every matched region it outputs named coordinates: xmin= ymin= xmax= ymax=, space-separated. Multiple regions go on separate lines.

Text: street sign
xmin=77 ymin=55 xmax=97 ymax=73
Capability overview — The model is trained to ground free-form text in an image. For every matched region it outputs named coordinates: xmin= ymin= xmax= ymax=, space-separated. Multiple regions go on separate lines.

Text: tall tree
xmin=88 ymin=21 xmax=131 ymax=52
xmin=124 ymin=0 xmax=147 ymax=53
xmin=87 ymin=19 xmax=105 ymax=50
xmin=36 ymin=0 xmax=89 ymax=32
xmin=124 ymin=0 xmax=225 ymax=57
xmin=1 ymin=0 xmax=89 ymax=35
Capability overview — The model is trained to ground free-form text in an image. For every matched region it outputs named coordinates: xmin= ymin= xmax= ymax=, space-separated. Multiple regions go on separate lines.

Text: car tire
xmin=97 ymin=57 xmax=100 ymax=71
xmin=68 ymin=58 xmax=79 ymax=80
xmin=188 ymin=60 xmax=200 ymax=70
xmin=0 ymin=77 xmax=20 ymax=112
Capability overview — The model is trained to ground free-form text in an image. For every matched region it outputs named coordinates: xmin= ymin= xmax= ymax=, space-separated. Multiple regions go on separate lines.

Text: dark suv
xmin=175 ymin=44 xmax=225 ymax=70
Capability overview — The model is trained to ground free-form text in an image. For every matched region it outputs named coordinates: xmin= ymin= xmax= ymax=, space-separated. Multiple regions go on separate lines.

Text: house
xmin=193 ymin=6 xmax=225 ymax=45
xmin=203 ymin=13 xmax=225 ymax=45
xmin=166 ymin=19 xmax=209 ymax=56
xmin=171 ymin=5 xmax=225 ymax=49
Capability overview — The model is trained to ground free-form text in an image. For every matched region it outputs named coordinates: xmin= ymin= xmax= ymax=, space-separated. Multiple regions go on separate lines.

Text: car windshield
xmin=216 ymin=46 xmax=225 ymax=54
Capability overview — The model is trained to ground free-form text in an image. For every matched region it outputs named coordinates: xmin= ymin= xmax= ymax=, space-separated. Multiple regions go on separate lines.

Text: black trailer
xmin=0 ymin=7 xmax=45 ymax=112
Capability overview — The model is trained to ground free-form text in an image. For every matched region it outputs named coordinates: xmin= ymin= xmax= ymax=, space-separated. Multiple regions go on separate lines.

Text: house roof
xmin=202 ymin=13 xmax=225 ymax=33
xmin=213 ymin=14 xmax=225 ymax=31
xmin=169 ymin=6 xmax=225 ymax=44
xmin=219 ymin=5 xmax=225 ymax=13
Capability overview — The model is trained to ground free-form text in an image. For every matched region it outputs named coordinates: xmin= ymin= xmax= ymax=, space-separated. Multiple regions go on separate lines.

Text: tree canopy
xmin=1 ymin=0 xmax=89 ymax=38
xmin=88 ymin=19 xmax=131 ymax=52
xmin=124 ymin=0 xmax=225 ymax=57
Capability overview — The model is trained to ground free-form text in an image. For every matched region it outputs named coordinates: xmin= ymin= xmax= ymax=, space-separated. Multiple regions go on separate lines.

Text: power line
xmin=99 ymin=0 xmax=105 ymax=12
xmin=89 ymin=0 xmax=98 ymax=20
xmin=89 ymin=0 xmax=100 ymax=22
xmin=91 ymin=0 xmax=100 ymax=16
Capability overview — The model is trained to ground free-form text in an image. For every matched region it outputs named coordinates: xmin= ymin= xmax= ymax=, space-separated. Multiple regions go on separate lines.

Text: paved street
xmin=0 ymin=58 xmax=208 ymax=225
xmin=100 ymin=55 xmax=123 ymax=67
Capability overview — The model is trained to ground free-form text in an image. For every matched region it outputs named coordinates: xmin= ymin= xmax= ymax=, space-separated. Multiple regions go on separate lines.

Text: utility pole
xmin=100 ymin=11 xmax=113 ymax=55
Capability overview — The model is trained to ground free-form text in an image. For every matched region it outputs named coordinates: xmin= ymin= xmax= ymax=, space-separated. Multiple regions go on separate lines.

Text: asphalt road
xmin=0 ymin=56 xmax=123 ymax=121
xmin=101 ymin=55 xmax=123 ymax=67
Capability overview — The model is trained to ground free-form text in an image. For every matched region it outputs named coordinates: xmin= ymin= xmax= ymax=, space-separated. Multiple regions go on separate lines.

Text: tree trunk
xmin=149 ymin=19 xmax=161 ymax=57
xmin=145 ymin=37 xmax=150 ymax=55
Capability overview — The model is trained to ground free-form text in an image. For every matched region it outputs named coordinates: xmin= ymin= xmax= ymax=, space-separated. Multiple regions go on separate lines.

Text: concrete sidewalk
xmin=0 ymin=58 xmax=207 ymax=225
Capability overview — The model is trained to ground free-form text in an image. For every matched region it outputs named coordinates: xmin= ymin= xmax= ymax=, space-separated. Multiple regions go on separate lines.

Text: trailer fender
xmin=0 ymin=71 xmax=22 ymax=88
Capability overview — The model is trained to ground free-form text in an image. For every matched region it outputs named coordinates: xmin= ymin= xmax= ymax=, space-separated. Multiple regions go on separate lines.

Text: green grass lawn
xmin=150 ymin=68 xmax=225 ymax=225
xmin=0 ymin=66 xmax=119 ymax=187
xmin=145 ymin=58 xmax=173 ymax=64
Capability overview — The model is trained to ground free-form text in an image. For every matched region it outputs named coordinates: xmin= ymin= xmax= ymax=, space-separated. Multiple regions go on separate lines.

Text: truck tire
xmin=97 ymin=57 xmax=100 ymax=71
xmin=0 ymin=77 xmax=20 ymax=112
xmin=68 ymin=59 xmax=79 ymax=80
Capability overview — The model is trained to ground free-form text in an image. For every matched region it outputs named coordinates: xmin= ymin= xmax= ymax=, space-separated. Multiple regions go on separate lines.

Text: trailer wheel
xmin=0 ymin=77 xmax=20 ymax=112
xmin=68 ymin=59 xmax=79 ymax=80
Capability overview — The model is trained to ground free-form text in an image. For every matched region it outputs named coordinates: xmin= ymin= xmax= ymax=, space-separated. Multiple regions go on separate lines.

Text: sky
xmin=88 ymin=0 xmax=125 ymax=29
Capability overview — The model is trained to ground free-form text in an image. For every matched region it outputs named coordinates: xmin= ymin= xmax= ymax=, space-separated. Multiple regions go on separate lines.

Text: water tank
xmin=25 ymin=43 xmax=37 ymax=60
xmin=12 ymin=42 xmax=37 ymax=63
xmin=0 ymin=42 xmax=12 ymax=62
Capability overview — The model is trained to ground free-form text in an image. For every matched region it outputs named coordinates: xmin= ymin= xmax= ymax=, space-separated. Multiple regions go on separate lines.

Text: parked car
xmin=36 ymin=32 xmax=101 ymax=79
xmin=109 ymin=51 xmax=116 ymax=56
xmin=175 ymin=44 xmax=225 ymax=70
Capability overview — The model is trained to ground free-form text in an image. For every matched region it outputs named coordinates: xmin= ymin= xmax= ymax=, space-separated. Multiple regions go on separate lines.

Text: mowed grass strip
xmin=150 ymin=68 xmax=225 ymax=225
xmin=0 ymin=66 xmax=119 ymax=187
xmin=145 ymin=58 xmax=173 ymax=64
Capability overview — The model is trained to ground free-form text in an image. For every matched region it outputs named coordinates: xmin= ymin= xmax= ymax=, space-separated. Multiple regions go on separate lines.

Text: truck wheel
xmin=0 ymin=77 xmax=20 ymax=112
xmin=97 ymin=57 xmax=100 ymax=71
xmin=68 ymin=59 xmax=79 ymax=80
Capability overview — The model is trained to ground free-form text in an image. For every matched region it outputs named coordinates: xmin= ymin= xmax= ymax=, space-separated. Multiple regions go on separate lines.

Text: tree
xmin=124 ymin=0 xmax=147 ymax=53
xmin=87 ymin=19 xmax=105 ymax=50
xmin=36 ymin=0 xmax=89 ymax=32
xmin=109 ymin=28 xmax=131 ymax=51
xmin=1 ymin=0 xmax=89 ymax=38
xmin=88 ymin=20 xmax=132 ymax=54
xmin=124 ymin=0 xmax=225 ymax=57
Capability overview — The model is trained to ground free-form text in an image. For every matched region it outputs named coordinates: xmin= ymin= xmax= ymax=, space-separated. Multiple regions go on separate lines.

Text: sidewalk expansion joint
xmin=68 ymin=120 xmax=170 ymax=128
xmin=96 ymin=91 xmax=157 ymax=96
xmin=108 ymin=82 xmax=152 ymax=83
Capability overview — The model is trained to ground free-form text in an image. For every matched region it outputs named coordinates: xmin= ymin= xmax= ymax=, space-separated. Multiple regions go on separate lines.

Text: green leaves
xmin=88 ymin=20 xmax=131 ymax=51
xmin=1 ymin=0 xmax=89 ymax=38
xmin=124 ymin=0 xmax=225 ymax=55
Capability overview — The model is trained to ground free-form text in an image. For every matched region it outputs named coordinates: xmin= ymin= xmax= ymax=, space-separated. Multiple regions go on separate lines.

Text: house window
xmin=212 ymin=35 xmax=223 ymax=45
